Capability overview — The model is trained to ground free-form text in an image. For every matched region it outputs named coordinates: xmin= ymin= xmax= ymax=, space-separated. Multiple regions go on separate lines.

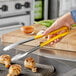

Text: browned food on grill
xmin=7 ymin=64 xmax=21 ymax=76
xmin=0 ymin=54 xmax=11 ymax=68
xmin=24 ymin=57 xmax=37 ymax=72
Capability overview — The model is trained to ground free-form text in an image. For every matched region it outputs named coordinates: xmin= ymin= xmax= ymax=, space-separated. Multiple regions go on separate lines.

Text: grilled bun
xmin=7 ymin=64 xmax=21 ymax=76
xmin=24 ymin=57 xmax=37 ymax=72
xmin=0 ymin=54 xmax=11 ymax=68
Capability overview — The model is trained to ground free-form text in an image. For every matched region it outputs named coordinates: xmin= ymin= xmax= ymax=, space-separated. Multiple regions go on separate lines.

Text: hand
xmin=43 ymin=12 xmax=75 ymax=45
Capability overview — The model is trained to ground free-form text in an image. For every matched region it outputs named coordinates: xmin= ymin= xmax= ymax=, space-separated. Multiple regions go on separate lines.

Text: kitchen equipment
xmin=48 ymin=0 xmax=58 ymax=19
xmin=34 ymin=0 xmax=43 ymax=21
xmin=0 ymin=0 xmax=34 ymax=29
xmin=8 ymin=26 xmax=69 ymax=61
xmin=34 ymin=0 xmax=48 ymax=21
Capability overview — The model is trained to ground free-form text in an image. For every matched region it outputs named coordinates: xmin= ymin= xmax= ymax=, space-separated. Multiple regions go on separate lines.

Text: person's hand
xmin=43 ymin=12 xmax=75 ymax=45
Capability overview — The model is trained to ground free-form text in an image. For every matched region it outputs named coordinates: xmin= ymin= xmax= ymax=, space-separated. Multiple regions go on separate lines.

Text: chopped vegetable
xmin=35 ymin=20 xmax=55 ymax=27
xmin=35 ymin=20 xmax=76 ymax=27
xmin=72 ymin=24 xmax=76 ymax=27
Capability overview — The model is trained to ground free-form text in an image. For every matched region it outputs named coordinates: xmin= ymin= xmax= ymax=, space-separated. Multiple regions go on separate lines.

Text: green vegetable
xmin=35 ymin=20 xmax=55 ymax=27
xmin=72 ymin=24 xmax=76 ymax=27
xmin=35 ymin=20 xmax=76 ymax=27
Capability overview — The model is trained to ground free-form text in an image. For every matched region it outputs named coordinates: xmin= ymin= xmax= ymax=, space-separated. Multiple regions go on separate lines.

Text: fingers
xmin=43 ymin=18 xmax=70 ymax=36
xmin=48 ymin=30 xmax=64 ymax=45
xmin=49 ymin=38 xmax=62 ymax=45
xmin=48 ymin=33 xmax=59 ymax=45
xmin=48 ymin=33 xmax=58 ymax=39
xmin=43 ymin=20 xmax=63 ymax=35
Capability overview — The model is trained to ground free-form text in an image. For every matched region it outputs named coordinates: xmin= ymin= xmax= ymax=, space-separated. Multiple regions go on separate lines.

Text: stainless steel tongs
xmin=3 ymin=27 xmax=69 ymax=61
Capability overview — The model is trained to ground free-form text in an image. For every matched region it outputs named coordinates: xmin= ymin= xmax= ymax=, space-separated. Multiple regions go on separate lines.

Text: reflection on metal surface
xmin=39 ymin=48 xmax=76 ymax=62
xmin=63 ymin=68 xmax=76 ymax=76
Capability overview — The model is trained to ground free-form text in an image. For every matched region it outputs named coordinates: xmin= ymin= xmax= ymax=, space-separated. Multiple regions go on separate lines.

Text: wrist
xmin=61 ymin=12 xmax=75 ymax=25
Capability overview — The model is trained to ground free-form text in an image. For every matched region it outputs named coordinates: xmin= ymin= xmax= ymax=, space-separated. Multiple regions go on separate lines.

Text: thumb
xmin=43 ymin=23 xmax=58 ymax=35
xmin=43 ymin=27 xmax=55 ymax=35
xmin=43 ymin=20 xmax=60 ymax=35
xmin=43 ymin=24 xmax=68 ymax=35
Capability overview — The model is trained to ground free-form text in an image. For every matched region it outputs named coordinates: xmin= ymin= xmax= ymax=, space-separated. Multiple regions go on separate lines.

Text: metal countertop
xmin=0 ymin=39 xmax=76 ymax=76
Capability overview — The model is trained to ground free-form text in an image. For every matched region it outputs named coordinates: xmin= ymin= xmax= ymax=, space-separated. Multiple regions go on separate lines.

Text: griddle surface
xmin=0 ymin=48 xmax=54 ymax=76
